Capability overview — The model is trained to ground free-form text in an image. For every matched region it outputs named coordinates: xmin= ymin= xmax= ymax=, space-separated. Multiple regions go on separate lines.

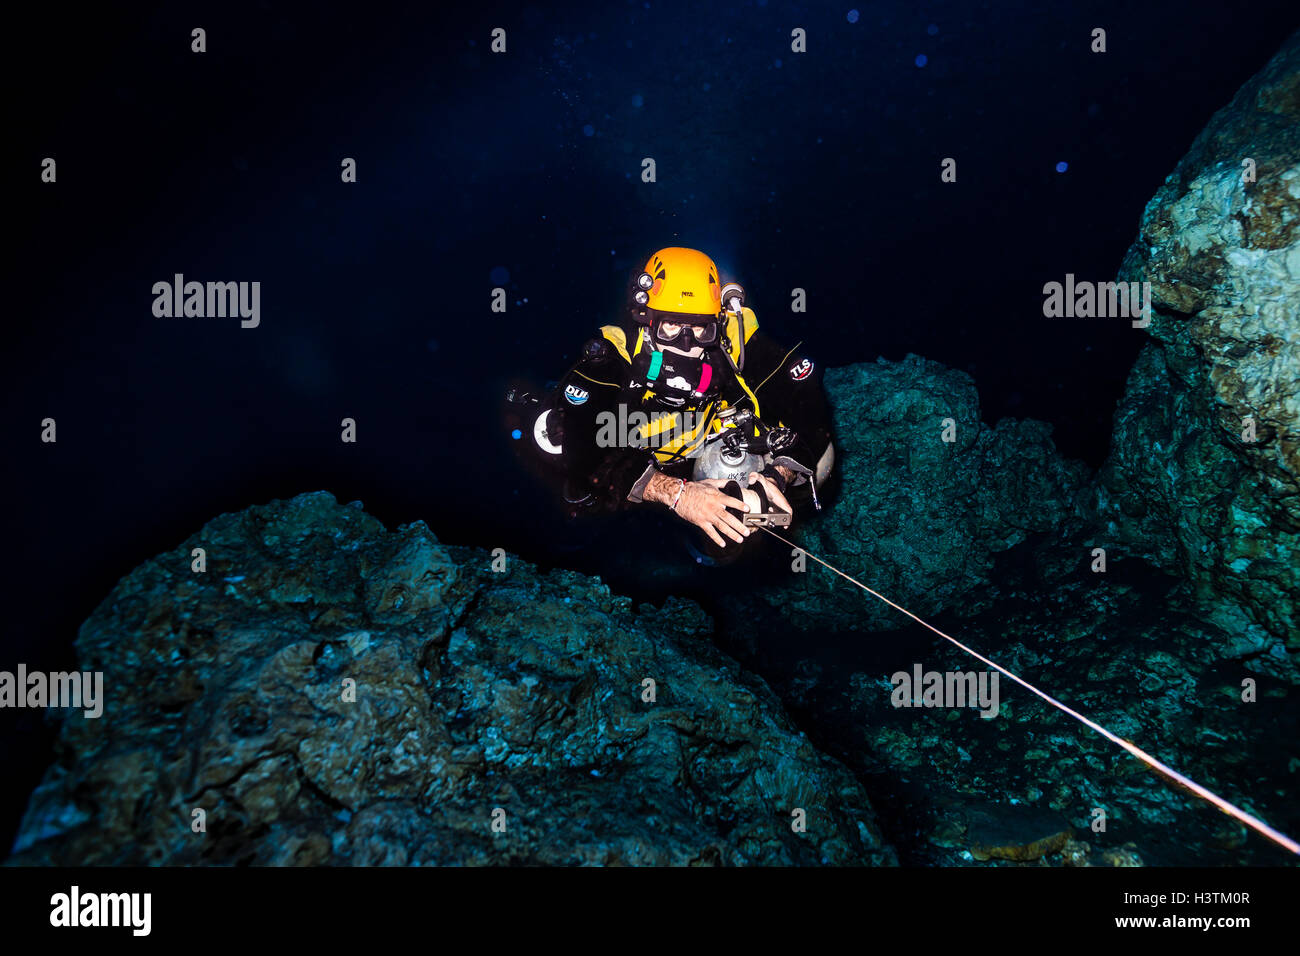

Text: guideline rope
xmin=760 ymin=526 xmax=1299 ymax=857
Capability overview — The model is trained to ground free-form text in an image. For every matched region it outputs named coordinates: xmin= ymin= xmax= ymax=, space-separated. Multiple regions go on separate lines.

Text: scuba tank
xmin=691 ymin=407 xmax=787 ymax=482
xmin=690 ymin=407 xmax=821 ymax=511
xmin=692 ymin=426 xmax=765 ymax=483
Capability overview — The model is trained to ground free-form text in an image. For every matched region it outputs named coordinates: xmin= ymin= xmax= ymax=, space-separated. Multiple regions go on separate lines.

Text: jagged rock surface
xmin=746 ymin=354 xmax=1092 ymax=633
xmin=1099 ymin=30 xmax=1300 ymax=646
xmin=728 ymin=545 xmax=1299 ymax=867
xmin=9 ymin=492 xmax=894 ymax=866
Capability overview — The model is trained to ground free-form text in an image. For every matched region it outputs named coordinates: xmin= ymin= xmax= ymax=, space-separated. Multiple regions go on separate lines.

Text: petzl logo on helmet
xmin=788 ymin=358 xmax=813 ymax=381
xmin=564 ymin=385 xmax=589 ymax=405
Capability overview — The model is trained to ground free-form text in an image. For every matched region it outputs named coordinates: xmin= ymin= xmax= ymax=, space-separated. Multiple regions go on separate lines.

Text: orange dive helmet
xmin=631 ymin=247 xmax=725 ymax=321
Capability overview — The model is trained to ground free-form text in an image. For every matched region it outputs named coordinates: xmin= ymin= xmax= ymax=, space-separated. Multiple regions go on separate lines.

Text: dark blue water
xmin=5 ymin=0 xmax=1298 ymax=853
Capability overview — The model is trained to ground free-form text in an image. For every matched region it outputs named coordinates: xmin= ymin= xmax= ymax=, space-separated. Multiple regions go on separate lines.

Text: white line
xmin=763 ymin=526 xmax=1299 ymax=857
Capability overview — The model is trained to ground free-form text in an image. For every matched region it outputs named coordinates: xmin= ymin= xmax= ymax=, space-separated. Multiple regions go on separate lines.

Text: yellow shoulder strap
xmin=724 ymin=309 xmax=760 ymax=365
xmin=599 ymin=325 xmax=631 ymax=363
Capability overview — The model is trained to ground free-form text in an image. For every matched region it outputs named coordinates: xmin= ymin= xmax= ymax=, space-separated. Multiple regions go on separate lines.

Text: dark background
xmin=5 ymin=0 xmax=1298 ymax=853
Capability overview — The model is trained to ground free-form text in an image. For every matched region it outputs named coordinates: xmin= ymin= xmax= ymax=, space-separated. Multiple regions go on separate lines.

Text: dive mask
xmin=651 ymin=316 xmax=719 ymax=348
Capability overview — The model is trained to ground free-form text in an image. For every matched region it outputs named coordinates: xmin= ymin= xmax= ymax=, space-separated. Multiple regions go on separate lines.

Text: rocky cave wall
xmin=1099 ymin=30 xmax=1300 ymax=646
xmin=9 ymin=492 xmax=895 ymax=866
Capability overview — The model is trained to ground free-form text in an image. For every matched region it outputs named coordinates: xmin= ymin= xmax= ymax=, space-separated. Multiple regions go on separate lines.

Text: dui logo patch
xmin=564 ymin=384 xmax=589 ymax=405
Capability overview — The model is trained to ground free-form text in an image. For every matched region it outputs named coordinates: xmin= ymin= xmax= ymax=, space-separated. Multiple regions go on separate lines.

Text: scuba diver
xmin=508 ymin=246 xmax=834 ymax=560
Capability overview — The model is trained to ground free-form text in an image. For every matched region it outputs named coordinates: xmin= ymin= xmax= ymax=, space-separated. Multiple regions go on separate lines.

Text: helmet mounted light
xmin=630 ymin=248 xmax=724 ymax=325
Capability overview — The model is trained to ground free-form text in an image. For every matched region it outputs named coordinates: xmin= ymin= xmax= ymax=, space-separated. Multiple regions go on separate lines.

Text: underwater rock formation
xmin=847 ymin=552 xmax=1299 ymax=866
xmin=739 ymin=540 xmax=1299 ymax=866
xmin=749 ymin=354 xmax=1092 ymax=633
xmin=9 ymin=492 xmax=894 ymax=866
xmin=1099 ymin=30 xmax=1300 ymax=646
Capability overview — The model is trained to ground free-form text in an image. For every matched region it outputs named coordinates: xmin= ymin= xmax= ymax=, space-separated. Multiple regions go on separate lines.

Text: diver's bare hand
xmin=748 ymin=471 xmax=794 ymax=517
xmin=664 ymin=477 xmax=751 ymax=547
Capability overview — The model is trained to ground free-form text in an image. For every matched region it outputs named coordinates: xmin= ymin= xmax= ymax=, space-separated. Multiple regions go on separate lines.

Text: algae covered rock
xmin=1099 ymin=30 xmax=1300 ymax=645
xmin=966 ymin=806 xmax=1074 ymax=862
xmin=751 ymin=354 xmax=1091 ymax=633
xmin=813 ymin=557 xmax=1297 ymax=866
xmin=10 ymin=492 xmax=894 ymax=866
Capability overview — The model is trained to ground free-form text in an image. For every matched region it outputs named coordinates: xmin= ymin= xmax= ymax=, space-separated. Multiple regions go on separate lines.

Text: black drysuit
xmin=531 ymin=313 xmax=832 ymax=516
